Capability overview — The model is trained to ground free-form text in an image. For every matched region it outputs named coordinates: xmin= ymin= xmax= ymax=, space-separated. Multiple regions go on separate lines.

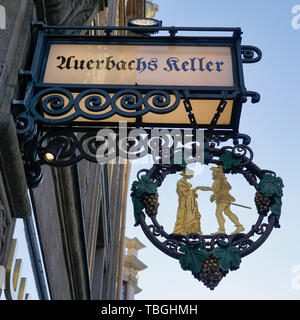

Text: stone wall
xmin=0 ymin=0 xmax=141 ymax=300
xmin=0 ymin=0 xmax=34 ymax=267
xmin=0 ymin=0 xmax=111 ymax=299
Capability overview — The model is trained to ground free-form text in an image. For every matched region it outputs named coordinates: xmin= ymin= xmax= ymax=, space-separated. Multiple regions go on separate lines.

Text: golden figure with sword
xmin=198 ymin=166 xmax=249 ymax=235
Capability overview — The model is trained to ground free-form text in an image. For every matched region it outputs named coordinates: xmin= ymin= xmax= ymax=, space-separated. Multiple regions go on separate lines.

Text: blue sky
xmin=125 ymin=0 xmax=300 ymax=300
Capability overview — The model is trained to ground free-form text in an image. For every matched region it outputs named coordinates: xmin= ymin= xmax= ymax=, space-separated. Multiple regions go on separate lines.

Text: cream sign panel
xmin=43 ymin=44 xmax=234 ymax=87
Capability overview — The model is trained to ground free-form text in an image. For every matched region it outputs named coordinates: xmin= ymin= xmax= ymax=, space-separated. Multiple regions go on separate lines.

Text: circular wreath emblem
xmin=130 ymin=144 xmax=284 ymax=290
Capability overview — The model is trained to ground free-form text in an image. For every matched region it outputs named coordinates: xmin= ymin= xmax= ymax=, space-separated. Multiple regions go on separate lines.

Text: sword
xmin=230 ymin=203 xmax=252 ymax=210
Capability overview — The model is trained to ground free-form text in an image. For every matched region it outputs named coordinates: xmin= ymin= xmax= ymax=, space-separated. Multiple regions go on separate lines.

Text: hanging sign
xmin=33 ymin=34 xmax=248 ymax=130
xmin=130 ymin=145 xmax=284 ymax=290
xmin=15 ymin=25 xmax=262 ymax=159
xmin=43 ymin=44 xmax=234 ymax=87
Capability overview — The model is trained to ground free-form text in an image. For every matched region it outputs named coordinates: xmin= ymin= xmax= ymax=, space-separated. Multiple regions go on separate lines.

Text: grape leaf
xmin=131 ymin=175 xmax=157 ymax=197
xmin=257 ymin=174 xmax=284 ymax=198
xmin=212 ymin=245 xmax=241 ymax=271
xmin=179 ymin=244 xmax=210 ymax=274
xmin=257 ymin=174 xmax=284 ymax=228
xmin=131 ymin=175 xmax=157 ymax=226
xmin=220 ymin=150 xmax=242 ymax=170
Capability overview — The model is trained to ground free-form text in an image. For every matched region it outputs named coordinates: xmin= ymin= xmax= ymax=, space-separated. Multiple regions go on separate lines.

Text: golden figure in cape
xmin=173 ymin=168 xmax=203 ymax=235
xmin=199 ymin=166 xmax=245 ymax=235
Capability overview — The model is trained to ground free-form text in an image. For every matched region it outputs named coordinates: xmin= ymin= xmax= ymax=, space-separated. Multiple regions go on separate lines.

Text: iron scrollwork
xmin=131 ymin=144 xmax=284 ymax=289
xmin=241 ymin=45 xmax=262 ymax=64
xmin=12 ymin=24 xmax=264 ymax=191
xmin=14 ymin=87 xmax=183 ymax=187
xmin=15 ymin=87 xmax=181 ymax=135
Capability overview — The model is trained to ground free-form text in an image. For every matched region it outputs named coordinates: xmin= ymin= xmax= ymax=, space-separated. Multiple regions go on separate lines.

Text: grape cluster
xmin=141 ymin=193 xmax=159 ymax=215
xmin=255 ymin=189 xmax=272 ymax=214
xmin=198 ymin=255 xmax=228 ymax=290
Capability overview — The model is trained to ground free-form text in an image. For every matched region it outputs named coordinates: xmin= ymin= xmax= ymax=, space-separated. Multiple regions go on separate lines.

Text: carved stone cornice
xmin=34 ymin=0 xmax=108 ymax=27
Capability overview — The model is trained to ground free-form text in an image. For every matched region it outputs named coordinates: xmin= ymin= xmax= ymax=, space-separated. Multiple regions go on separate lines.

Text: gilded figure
xmin=173 ymin=168 xmax=203 ymax=235
xmin=199 ymin=166 xmax=245 ymax=235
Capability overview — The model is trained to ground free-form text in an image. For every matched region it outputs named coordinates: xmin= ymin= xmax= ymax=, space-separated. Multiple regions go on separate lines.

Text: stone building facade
xmin=122 ymin=237 xmax=147 ymax=300
xmin=0 ymin=0 xmax=152 ymax=300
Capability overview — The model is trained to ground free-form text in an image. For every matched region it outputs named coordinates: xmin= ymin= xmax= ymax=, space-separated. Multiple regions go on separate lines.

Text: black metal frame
xmin=12 ymin=23 xmax=262 ymax=187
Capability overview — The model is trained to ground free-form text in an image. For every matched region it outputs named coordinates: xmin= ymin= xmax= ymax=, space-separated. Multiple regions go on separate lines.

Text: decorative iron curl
xmin=144 ymin=90 xmax=180 ymax=113
xmin=15 ymin=113 xmax=35 ymax=142
xmin=241 ymin=45 xmax=262 ymax=64
xmin=75 ymin=89 xmax=113 ymax=120
xmin=30 ymin=87 xmax=76 ymax=124
xmin=111 ymin=89 xmax=145 ymax=117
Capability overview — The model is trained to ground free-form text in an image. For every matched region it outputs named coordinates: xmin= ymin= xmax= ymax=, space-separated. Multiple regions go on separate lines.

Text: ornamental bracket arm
xmin=241 ymin=45 xmax=262 ymax=64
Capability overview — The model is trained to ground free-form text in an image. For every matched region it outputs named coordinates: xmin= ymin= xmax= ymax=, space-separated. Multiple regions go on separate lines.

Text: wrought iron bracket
xmin=11 ymin=23 xmax=262 ymax=188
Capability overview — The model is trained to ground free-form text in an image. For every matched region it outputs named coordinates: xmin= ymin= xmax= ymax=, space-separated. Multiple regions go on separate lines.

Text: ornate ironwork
xmin=241 ymin=45 xmax=262 ymax=64
xmin=14 ymin=87 xmax=260 ymax=141
xmin=15 ymin=87 xmax=182 ymax=142
xmin=12 ymin=23 xmax=262 ymax=188
xmin=130 ymin=143 xmax=283 ymax=275
xmin=22 ymin=128 xmax=204 ymax=168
